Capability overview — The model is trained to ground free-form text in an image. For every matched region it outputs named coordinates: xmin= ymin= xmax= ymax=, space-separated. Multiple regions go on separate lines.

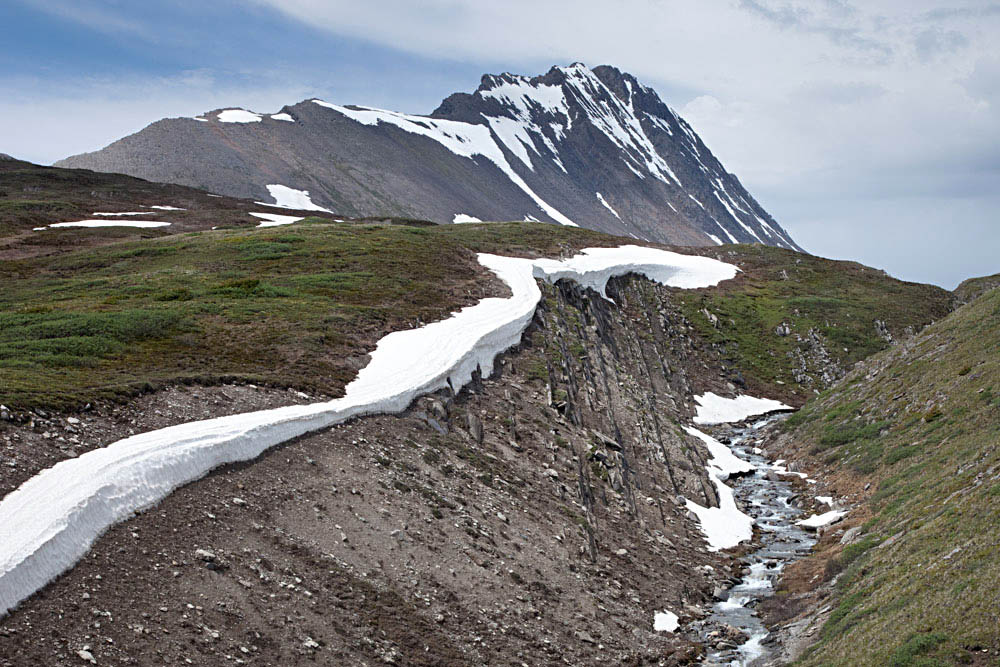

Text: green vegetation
xmin=677 ymin=245 xmax=952 ymax=402
xmin=0 ymin=221 xmax=612 ymax=409
xmin=786 ymin=287 xmax=1000 ymax=665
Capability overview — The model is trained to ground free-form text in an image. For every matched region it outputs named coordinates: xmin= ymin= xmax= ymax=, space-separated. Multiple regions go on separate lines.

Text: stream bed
xmin=694 ymin=418 xmax=817 ymax=666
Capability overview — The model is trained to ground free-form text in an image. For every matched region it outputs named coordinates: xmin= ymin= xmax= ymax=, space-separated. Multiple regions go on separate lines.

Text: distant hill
xmin=0 ymin=155 xmax=337 ymax=259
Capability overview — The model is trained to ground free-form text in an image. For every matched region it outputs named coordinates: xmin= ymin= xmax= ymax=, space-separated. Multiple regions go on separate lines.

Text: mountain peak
xmin=56 ymin=64 xmax=800 ymax=251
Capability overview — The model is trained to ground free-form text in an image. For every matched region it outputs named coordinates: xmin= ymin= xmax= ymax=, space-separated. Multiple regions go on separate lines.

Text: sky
xmin=1 ymin=0 xmax=997 ymax=289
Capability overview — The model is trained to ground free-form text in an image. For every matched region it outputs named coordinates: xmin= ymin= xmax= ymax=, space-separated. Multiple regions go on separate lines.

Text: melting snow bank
xmin=452 ymin=214 xmax=482 ymax=223
xmin=796 ymin=510 xmax=846 ymax=530
xmin=653 ymin=610 xmax=679 ymax=632
xmin=0 ymin=245 xmax=737 ymax=617
xmin=256 ymin=184 xmax=331 ymax=212
xmin=217 ymin=109 xmax=261 ymax=123
xmin=682 ymin=427 xmax=754 ymax=551
xmin=40 ymin=221 xmax=171 ymax=229
xmin=693 ymin=392 xmax=793 ymax=425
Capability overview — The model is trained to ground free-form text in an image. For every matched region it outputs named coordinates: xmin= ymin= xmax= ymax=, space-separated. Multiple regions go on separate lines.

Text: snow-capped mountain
xmin=57 ymin=64 xmax=800 ymax=249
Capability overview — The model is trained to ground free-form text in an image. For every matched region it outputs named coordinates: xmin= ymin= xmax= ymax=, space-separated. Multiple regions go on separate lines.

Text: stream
xmin=694 ymin=417 xmax=817 ymax=666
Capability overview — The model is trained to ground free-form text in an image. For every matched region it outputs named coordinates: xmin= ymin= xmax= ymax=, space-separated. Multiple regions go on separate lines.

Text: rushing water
xmin=695 ymin=418 xmax=817 ymax=666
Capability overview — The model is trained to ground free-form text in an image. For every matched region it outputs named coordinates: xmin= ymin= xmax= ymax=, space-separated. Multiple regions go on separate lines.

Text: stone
xmin=840 ymin=526 xmax=864 ymax=545
xmin=194 ymin=548 xmax=217 ymax=562
xmin=467 ymin=413 xmax=484 ymax=444
xmin=77 ymin=649 xmax=97 ymax=664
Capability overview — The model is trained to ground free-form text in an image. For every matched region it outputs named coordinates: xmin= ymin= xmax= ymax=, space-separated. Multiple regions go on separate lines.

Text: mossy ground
xmin=0 ymin=221 xmax=613 ymax=409
xmin=786 ymin=288 xmax=1000 ymax=665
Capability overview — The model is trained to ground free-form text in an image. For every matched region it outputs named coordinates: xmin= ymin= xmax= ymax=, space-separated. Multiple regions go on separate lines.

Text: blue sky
xmin=2 ymin=0 xmax=998 ymax=289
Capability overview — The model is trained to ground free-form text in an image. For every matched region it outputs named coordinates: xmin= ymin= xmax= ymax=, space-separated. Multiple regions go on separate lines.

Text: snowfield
xmin=0 ymin=246 xmax=737 ymax=617
xmin=452 ymin=214 xmax=483 ymax=223
xmin=693 ymin=392 xmax=792 ymax=425
xmin=257 ymin=184 xmax=331 ymax=212
xmin=217 ymin=109 xmax=262 ymax=123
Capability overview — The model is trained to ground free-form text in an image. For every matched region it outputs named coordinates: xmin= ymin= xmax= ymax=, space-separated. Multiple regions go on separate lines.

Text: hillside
xmin=0 ymin=155 xmax=340 ymax=260
xmin=56 ymin=64 xmax=800 ymax=250
xmin=0 ymin=183 xmax=969 ymax=664
xmin=762 ymin=284 xmax=1000 ymax=664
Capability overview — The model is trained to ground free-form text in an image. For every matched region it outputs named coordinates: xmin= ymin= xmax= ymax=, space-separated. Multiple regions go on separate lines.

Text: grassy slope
xmin=675 ymin=245 xmax=953 ymax=405
xmin=784 ymin=287 xmax=1000 ymax=665
xmin=0 ymin=221 xmax=614 ymax=409
xmin=1 ymin=215 xmax=960 ymax=413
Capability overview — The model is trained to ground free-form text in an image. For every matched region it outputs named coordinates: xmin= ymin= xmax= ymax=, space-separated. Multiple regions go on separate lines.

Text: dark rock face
xmin=57 ymin=64 xmax=800 ymax=249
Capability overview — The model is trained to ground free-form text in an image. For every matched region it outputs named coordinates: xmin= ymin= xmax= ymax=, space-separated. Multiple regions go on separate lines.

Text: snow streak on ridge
xmin=312 ymin=100 xmax=577 ymax=227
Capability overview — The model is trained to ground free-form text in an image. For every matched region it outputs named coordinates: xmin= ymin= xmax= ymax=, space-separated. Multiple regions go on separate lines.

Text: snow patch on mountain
xmin=217 ymin=109 xmax=262 ymax=123
xmin=270 ymin=113 xmax=294 ymax=122
xmin=453 ymin=214 xmax=482 ymax=223
xmin=257 ymin=184 xmax=331 ymax=212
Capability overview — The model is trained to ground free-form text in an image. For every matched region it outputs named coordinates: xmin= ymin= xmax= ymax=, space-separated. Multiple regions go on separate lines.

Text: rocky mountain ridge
xmin=56 ymin=64 xmax=800 ymax=250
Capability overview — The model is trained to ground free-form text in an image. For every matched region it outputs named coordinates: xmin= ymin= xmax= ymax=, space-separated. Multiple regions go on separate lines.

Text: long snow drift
xmin=693 ymin=392 xmax=792 ymax=425
xmin=41 ymin=221 xmax=171 ymax=229
xmin=0 ymin=245 xmax=737 ymax=617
